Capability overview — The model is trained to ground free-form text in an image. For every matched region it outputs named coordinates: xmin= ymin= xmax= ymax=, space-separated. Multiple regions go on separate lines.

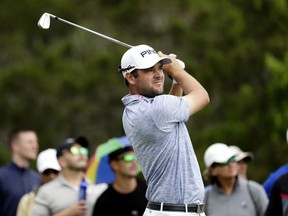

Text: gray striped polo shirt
xmin=121 ymin=94 xmax=204 ymax=204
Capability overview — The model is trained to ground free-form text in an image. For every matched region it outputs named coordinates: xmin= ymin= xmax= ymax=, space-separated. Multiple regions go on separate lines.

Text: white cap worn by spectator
xmin=228 ymin=145 xmax=254 ymax=162
xmin=37 ymin=149 xmax=61 ymax=173
xmin=204 ymin=143 xmax=236 ymax=168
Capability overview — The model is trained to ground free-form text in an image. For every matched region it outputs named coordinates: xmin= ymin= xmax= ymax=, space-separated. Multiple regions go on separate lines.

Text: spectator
xmin=263 ymin=164 xmax=288 ymax=199
xmin=16 ymin=148 xmax=61 ymax=216
xmin=204 ymin=143 xmax=268 ymax=216
xmin=92 ymin=146 xmax=147 ymax=216
xmin=265 ymin=172 xmax=288 ymax=215
xmin=33 ymin=137 xmax=107 ymax=216
xmin=0 ymin=127 xmax=41 ymax=216
xmin=229 ymin=145 xmax=254 ymax=179
xmin=263 ymin=129 xmax=288 ymax=199
xmin=119 ymin=44 xmax=209 ymax=215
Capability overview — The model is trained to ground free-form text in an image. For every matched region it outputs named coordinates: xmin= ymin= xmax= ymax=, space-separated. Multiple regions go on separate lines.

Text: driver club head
xmin=38 ymin=13 xmax=51 ymax=29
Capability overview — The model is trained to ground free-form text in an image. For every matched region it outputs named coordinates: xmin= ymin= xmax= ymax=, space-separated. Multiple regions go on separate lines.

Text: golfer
xmin=119 ymin=44 xmax=209 ymax=216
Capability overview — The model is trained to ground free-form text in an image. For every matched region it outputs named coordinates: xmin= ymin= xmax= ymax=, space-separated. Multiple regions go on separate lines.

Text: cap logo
xmin=140 ymin=49 xmax=156 ymax=57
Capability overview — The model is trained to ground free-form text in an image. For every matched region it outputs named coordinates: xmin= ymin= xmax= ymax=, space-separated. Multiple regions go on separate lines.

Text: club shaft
xmin=48 ymin=13 xmax=133 ymax=49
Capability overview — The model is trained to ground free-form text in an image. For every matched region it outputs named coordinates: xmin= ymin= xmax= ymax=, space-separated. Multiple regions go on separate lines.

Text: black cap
xmin=56 ymin=136 xmax=89 ymax=158
xmin=108 ymin=146 xmax=133 ymax=162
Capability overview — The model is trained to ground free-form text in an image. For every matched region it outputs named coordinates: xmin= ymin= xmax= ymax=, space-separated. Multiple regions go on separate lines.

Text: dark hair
xmin=109 ymin=146 xmax=133 ymax=162
xmin=125 ymin=70 xmax=138 ymax=86
xmin=7 ymin=127 xmax=35 ymax=148
xmin=204 ymin=167 xmax=219 ymax=185
xmin=56 ymin=136 xmax=89 ymax=158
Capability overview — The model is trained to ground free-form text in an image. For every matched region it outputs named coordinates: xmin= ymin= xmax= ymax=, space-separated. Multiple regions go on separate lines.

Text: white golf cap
xmin=228 ymin=145 xmax=254 ymax=162
xmin=37 ymin=148 xmax=61 ymax=173
xmin=119 ymin=44 xmax=172 ymax=77
xmin=204 ymin=143 xmax=236 ymax=168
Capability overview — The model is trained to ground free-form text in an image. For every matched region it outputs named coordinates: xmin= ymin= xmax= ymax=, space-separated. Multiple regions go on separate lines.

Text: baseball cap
xmin=204 ymin=143 xmax=236 ymax=168
xmin=228 ymin=145 xmax=254 ymax=162
xmin=56 ymin=136 xmax=89 ymax=158
xmin=119 ymin=44 xmax=172 ymax=77
xmin=109 ymin=146 xmax=133 ymax=162
xmin=37 ymin=149 xmax=61 ymax=173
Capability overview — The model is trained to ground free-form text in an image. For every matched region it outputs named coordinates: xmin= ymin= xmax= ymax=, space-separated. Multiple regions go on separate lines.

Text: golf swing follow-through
xmin=38 ymin=12 xmax=210 ymax=216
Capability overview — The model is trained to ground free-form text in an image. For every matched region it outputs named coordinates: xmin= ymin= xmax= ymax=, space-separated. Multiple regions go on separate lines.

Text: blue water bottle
xmin=79 ymin=176 xmax=87 ymax=201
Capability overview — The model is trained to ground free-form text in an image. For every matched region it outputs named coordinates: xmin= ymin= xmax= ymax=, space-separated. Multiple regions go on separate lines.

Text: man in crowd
xmin=229 ymin=145 xmax=254 ymax=179
xmin=265 ymin=172 xmax=288 ymax=215
xmin=204 ymin=143 xmax=268 ymax=216
xmin=92 ymin=145 xmax=147 ymax=216
xmin=33 ymin=136 xmax=107 ymax=216
xmin=0 ymin=127 xmax=41 ymax=216
xmin=16 ymin=148 xmax=61 ymax=216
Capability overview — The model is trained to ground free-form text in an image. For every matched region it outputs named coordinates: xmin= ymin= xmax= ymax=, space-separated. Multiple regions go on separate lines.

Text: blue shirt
xmin=122 ymin=94 xmax=204 ymax=204
xmin=263 ymin=163 xmax=288 ymax=198
xmin=0 ymin=162 xmax=41 ymax=216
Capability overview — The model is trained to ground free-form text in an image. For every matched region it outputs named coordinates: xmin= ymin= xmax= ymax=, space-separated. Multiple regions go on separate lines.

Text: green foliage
xmin=0 ymin=0 xmax=287 ymax=183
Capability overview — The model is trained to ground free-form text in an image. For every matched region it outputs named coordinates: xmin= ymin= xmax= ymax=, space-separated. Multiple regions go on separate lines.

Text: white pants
xmin=143 ymin=208 xmax=206 ymax=216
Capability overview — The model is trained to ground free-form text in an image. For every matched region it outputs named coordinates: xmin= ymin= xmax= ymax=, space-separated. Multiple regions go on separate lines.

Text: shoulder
xmin=274 ymin=172 xmax=288 ymax=185
xmin=269 ymin=164 xmax=288 ymax=178
xmin=89 ymin=183 xmax=108 ymax=192
xmin=154 ymin=94 xmax=185 ymax=104
xmin=88 ymin=183 xmax=109 ymax=198
xmin=0 ymin=165 xmax=8 ymax=179
xmin=136 ymin=178 xmax=147 ymax=190
xmin=0 ymin=164 xmax=10 ymax=175
xmin=244 ymin=179 xmax=268 ymax=201
xmin=241 ymin=178 xmax=263 ymax=190
xmin=37 ymin=177 xmax=60 ymax=194
xmin=277 ymin=172 xmax=288 ymax=181
xmin=28 ymin=169 xmax=41 ymax=179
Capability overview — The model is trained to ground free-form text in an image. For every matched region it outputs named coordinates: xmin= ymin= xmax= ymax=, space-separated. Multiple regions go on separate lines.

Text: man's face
xmin=130 ymin=62 xmax=165 ymax=98
xmin=210 ymin=157 xmax=238 ymax=179
xmin=61 ymin=144 xmax=88 ymax=171
xmin=111 ymin=151 xmax=139 ymax=178
xmin=13 ymin=131 xmax=39 ymax=161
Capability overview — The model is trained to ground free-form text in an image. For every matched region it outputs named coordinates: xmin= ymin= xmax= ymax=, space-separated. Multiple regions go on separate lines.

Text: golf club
xmin=38 ymin=12 xmax=133 ymax=48
xmin=37 ymin=12 xmax=185 ymax=69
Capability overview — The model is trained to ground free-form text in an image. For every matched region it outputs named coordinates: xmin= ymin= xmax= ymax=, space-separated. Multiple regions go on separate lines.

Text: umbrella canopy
xmin=86 ymin=136 xmax=133 ymax=184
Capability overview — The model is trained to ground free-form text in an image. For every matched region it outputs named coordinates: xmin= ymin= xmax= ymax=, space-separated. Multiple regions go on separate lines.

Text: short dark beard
xmin=140 ymin=88 xmax=163 ymax=98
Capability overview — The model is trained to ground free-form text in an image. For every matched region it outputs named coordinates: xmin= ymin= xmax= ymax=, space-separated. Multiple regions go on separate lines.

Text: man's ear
xmin=125 ymin=72 xmax=136 ymax=85
xmin=110 ymin=160 xmax=120 ymax=172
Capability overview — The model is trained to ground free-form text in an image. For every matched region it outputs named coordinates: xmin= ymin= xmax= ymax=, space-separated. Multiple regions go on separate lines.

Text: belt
xmin=147 ymin=202 xmax=205 ymax=213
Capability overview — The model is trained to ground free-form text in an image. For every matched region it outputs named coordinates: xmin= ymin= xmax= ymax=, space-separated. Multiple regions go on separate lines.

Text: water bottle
xmin=79 ymin=176 xmax=87 ymax=201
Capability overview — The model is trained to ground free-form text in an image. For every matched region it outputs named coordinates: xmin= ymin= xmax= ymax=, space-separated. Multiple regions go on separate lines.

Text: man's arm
xmin=160 ymin=52 xmax=210 ymax=116
xmin=169 ymin=82 xmax=183 ymax=96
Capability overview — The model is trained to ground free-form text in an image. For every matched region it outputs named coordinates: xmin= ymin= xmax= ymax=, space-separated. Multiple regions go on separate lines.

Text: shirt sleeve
xmin=32 ymin=188 xmax=51 ymax=216
xmin=152 ymin=95 xmax=189 ymax=132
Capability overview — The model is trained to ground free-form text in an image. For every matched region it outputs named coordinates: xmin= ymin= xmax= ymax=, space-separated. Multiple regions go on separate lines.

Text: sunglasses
xmin=213 ymin=156 xmax=236 ymax=167
xmin=69 ymin=146 xmax=88 ymax=156
xmin=118 ymin=154 xmax=137 ymax=163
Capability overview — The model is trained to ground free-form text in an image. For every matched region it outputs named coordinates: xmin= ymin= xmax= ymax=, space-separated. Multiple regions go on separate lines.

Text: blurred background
xmin=0 ymin=0 xmax=287 ymax=183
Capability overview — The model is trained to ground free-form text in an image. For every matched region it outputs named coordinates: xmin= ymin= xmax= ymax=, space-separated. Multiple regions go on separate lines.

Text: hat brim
xmin=236 ymin=152 xmax=254 ymax=162
xmin=136 ymin=57 xmax=171 ymax=69
xmin=213 ymin=153 xmax=236 ymax=165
